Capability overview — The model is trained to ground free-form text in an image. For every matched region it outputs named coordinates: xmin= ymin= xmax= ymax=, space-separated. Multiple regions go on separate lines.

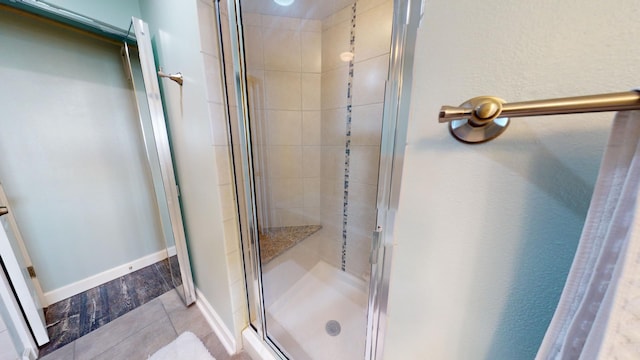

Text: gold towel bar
xmin=439 ymin=90 xmax=640 ymax=143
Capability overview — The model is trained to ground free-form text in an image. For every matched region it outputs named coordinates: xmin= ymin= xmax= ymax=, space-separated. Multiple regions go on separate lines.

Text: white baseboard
xmin=167 ymin=245 xmax=177 ymax=257
xmin=23 ymin=347 xmax=37 ymax=360
xmin=43 ymin=249 xmax=169 ymax=306
xmin=195 ymin=288 xmax=236 ymax=355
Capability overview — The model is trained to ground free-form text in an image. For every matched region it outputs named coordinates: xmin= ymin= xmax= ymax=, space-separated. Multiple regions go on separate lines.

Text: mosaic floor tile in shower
xmin=39 ymin=257 xmax=178 ymax=356
xmin=259 ymin=225 xmax=322 ymax=264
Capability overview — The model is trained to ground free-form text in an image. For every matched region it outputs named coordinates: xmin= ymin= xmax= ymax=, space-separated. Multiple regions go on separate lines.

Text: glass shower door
xmin=218 ymin=0 xmax=396 ymax=358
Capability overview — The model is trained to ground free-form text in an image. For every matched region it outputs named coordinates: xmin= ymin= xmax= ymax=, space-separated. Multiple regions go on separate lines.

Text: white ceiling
xmin=240 ymin=0 xmax=355 ymax=20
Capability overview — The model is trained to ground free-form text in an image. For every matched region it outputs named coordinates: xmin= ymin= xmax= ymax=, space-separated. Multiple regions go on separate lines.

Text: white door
xmin=0 ymin=194 xmax=49 ymax=346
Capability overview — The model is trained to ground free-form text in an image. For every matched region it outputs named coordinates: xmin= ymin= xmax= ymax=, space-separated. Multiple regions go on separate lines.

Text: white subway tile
xmin=348 ymin=145 xmax=381 ymax=185
xmin=226 ymin=249 xmax=243 ymax=282
xmin=267 ymin=146 xmax=303 ymax=178
xmin=203 ymin=52 xmax=224 ymax=103
xmin=214 ymin=146 xmax=232 ymax=185
xmin=300 ymin=19 xmax=322 ymax=32
xmin=263 ymin=29 xmax=301 ymax=71
xmin=266 ymin=110 xmax=302 ymax=145
xmin=303 ymin=177 xmax=321 ymax=208
xmin=320 ymin=146 xmax=346 ymax=181
xmin=270 ymin=178 xmax=304 ymax=209
xmin=352 ymin=54 xmax=389 ymax=106
xmin=351 ymin=103 xmax=384 ymax=146
xmin=321 ymin=108 xmax=347 ymax=145
xmin=197 ymin=0 xmax=219 ymax=56
xmin=321 ymin=22 xmax=351 ymax=71
xmin=302 ymin=111 xmax=321 ymax=145
xmin=242 ymin=13 xmax=262 ymax=27
xmin=321 ymin=66 xmax=348 ymax=109
xmin=301 ymin=31 xmax=322 ymax=73
xmin=301 ymin=73 xmax=321 ymax=110
xmin=265 ymin=71 xmax=302 ymax=110
xmin=302 ymin=146 xmax=321 ymax=178
xmin=207 ymin=102 xmax=229 ymax=146
xmin=262 ymin=15 xmax=301 ymax=30
xmin=244 ymin=26 xmax=265 ymax=70
xmin=353 ymin=0 xmax=392 ymax=62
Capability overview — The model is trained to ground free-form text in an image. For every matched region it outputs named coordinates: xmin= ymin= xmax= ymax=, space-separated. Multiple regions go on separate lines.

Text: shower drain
xmin=325 ymin=320 xmax=341 ymax=336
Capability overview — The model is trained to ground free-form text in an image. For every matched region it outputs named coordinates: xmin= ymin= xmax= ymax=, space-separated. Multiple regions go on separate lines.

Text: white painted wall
xmin=384 ymin=0 xmax=640 ymax=359
xmin=0 ymin=9 xmax=165 ymax=294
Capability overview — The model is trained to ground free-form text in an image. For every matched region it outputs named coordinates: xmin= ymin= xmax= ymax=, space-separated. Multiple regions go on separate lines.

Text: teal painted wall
xmin=44 ymin=0 xmax=141 ymax=30
xmin=0 ymin=9 xmax=165 ymax=293
xmin=137 ymin=0 xmax=236 ymax=332
xmin=384 ymin=0 xmax=640 ymax=359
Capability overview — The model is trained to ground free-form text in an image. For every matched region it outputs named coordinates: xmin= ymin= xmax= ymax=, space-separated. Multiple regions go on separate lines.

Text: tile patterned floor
xmin=259 ymin=225 xmax=322 ymax=264
xmin=40 ymin=257 xmax=181 ymax=356
xmin=40 ymin=290 xmax=252 ymax=360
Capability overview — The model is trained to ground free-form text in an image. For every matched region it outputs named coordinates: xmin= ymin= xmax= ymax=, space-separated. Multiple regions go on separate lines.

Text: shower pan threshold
xmin=266 ymin=260 xmax=368 ymax=360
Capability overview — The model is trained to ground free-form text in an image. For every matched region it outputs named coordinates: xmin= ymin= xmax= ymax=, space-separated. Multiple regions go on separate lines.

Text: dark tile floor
xmin=40 ymin=257 xmax=181 ymax=356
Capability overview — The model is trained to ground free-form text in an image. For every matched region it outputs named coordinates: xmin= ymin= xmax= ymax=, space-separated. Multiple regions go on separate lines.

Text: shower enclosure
xmin=216 ymin=0 xmax=420 ymax=358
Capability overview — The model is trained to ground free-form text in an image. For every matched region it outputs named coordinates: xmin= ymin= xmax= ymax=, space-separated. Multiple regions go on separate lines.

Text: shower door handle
xmin=0 ymin=207 xmax=7 ymax=217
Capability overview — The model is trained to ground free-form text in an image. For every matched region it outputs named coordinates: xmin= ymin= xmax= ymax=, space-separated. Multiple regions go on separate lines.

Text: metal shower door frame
xmin=121 ymin=18 xmax=196 ymax=306
xmin=222 ymin=0 xmax=422 ymax=358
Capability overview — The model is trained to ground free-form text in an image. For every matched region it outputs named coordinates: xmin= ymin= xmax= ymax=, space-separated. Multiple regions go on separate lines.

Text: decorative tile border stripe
xmin=341 ymin=2 xmax=357 ymax=272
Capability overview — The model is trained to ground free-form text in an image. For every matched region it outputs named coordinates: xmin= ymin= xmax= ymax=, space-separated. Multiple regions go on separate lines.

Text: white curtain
xmin=537 ymin=110 xmax=640 ymax=359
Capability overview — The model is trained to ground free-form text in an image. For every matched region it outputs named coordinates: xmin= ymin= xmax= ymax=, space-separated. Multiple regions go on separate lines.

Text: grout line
xmin=158 ymin=292 xmax=179 ymax=336
xmin=86 ymin=315 xmax=174 ymax=360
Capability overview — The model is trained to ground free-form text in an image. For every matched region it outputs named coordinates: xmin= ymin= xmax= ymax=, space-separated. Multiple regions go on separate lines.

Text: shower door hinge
xmin=370 ymin=227 xmax=383 ymax=264
xmin=27 ymin=266 xmax=36 ymax=279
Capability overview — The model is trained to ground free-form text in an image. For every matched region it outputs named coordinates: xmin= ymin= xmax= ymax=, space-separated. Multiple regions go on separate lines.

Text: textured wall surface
xmin=0 ymin=10 xmax=165 ymax=293
xmin=43 ymin=0 xmax=141 ymax=30
xmin=138 ymin=0 xmax=238 ymax=333
xmin=384 ymin=0 xmax=640 ymax=359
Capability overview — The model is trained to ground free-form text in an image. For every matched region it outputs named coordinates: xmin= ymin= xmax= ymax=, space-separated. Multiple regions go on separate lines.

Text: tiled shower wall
xmin=218 ymin=0 xmax=392 ymax=281
xmin=242 ymin=13 xmax=323 ymax=229
xmin=196 ymin=0 xmax=247 ymax=347
xmin=319 ymin=0 xmax=393 ymax=278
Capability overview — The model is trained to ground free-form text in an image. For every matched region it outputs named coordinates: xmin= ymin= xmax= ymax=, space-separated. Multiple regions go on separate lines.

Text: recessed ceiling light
xmin=274 ymin=0 xmax=295 ymax=6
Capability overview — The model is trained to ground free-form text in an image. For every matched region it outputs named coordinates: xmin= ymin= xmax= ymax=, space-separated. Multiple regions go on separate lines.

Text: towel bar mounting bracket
xmin=444 ymin=96 xmax=510 ymax=144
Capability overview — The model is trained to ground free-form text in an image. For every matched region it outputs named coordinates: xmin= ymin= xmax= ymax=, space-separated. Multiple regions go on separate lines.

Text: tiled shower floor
xmin=40 ymin=257 xmax=181 ymax=356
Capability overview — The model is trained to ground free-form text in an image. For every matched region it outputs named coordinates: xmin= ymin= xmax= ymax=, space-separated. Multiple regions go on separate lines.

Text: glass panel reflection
xmin=236 ymin=0 xmax=394 ymax=358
